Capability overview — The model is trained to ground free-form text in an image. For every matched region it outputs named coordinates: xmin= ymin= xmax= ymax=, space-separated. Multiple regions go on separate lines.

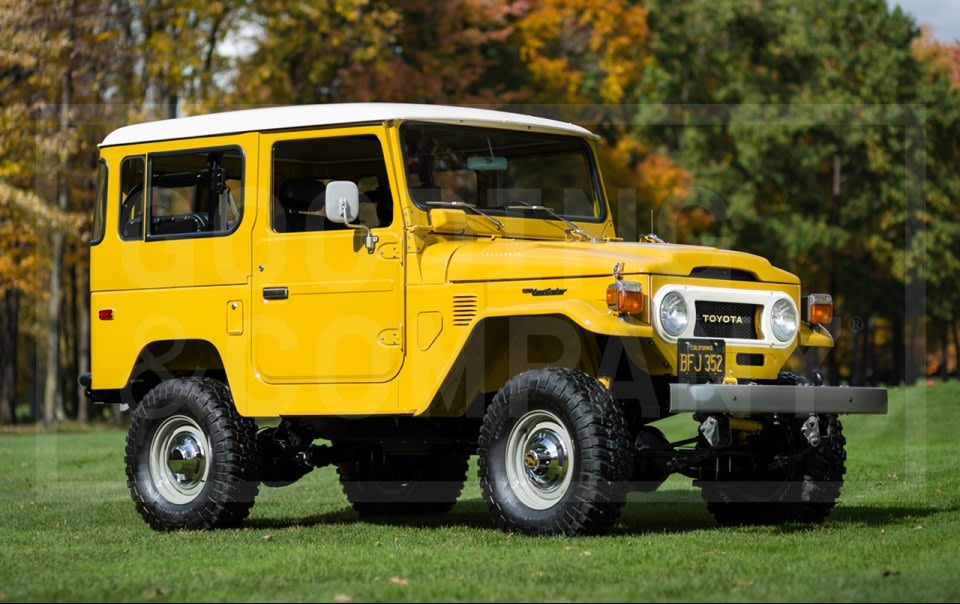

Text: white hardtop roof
xmin=99 ymin=103 xmax=595 ymax=147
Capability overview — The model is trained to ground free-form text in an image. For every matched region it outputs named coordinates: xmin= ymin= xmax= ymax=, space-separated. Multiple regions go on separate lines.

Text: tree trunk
xmin=110 ymin=402 xmax=123 ymax=427
xmin=952 ymin=319 xmax=959 ymax=379
xmin=43 ymin=231 xmax=65 ymax=427
xmin=941 ymin=327 xmax=949 ymax=381
xmin=62 ymin=260 xmax=77 ymax=418
xmin=0 ymin=287 xmax=19 ymax=424
xmin=850 ymin=328 xmax=862 ymax=386
xmin=856 ymin=328 xmax=868 ymax=386
xmin=43 ymin=0 xmax=76 ymax=427
xmin=892 ymin=315 xmax=904 ymax=386
xmin=827 ymin=154 xmax=841 ymax=386
xmin=28 ymin=335 xmax=39 ymax=422
xmin=77 ymin=260 xmax=90 ymax=424
xmin=827 ymin=268 xmax=839 ymax=386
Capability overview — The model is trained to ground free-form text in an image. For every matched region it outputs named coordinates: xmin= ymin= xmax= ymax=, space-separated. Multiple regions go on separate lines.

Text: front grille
xmin=689 ymin=267 xmax=758 ymax=282
xmin=693 ymin=301 xmax=760 ymax=340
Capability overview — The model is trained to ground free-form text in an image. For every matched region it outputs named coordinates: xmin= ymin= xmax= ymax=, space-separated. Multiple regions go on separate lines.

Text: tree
xmin=515 ymin=0 xmax=649 ymax=105
xmin=228 ymin=0 xmax=532 ymax=106
xmin=631 ymin=0 xmax=951 ymax=385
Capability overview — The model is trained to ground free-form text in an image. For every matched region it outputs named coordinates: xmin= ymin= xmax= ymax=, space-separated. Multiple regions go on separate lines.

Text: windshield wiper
xmin=426 ymin=200 xmax=503 ymax=230
xmin=503 ymin=201 xmax=596 ymax=242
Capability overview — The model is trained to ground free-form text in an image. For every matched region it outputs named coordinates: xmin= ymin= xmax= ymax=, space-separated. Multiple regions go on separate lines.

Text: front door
xmin=252 ymin=127 xmax=404 ymax=384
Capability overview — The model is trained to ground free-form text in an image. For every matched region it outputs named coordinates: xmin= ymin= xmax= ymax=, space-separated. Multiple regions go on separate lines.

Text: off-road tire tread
xmin=703 ymin=414 xmax=846 ymax=526
xmin=337 ymin=449 xmax=470 ymax=517
xmin=125 ymin=377 xmax=261 ymax=530
xmin=478 ymin=367 xmax=633 ymax=536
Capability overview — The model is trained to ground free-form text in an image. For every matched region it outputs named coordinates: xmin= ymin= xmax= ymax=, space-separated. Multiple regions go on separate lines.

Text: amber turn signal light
xmin=802 ymin=294 xmax=833 ymax=324
xmin=607 ymin=281 xmax=644 ymax=314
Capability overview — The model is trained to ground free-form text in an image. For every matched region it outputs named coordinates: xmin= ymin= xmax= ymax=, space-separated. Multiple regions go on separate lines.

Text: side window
xmin=147 ymin=148 xmax=244 ymax=239
xmin=272 ymin=135 xmax=393 ymax=234
xmin=91 ymin=159 xmax=108 ymax=245
xmin=118 ymin=156 xmax=145 ymax=241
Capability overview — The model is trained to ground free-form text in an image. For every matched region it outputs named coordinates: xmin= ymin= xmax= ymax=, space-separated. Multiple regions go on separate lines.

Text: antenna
xmin=640 ymin=209 xmax=665 ymax=244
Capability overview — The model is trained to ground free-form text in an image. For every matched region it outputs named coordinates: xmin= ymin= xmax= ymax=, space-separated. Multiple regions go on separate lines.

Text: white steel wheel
xmin=148 ymin=414 xmax=211 ymax=505
xmin=478 ymin=367 xmax=633 ymax=536
xmin=125 ymin=377 xmax=261 ymax=530
xmin=504 ymin=409 xmax=574 ymax=510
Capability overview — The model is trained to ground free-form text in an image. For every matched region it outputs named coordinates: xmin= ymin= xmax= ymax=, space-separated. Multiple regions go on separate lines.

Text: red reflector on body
xmin=98 ymin=309 xmax=114 ymax=320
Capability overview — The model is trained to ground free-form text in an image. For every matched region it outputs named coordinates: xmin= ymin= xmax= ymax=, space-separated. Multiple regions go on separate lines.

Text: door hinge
xmin=378 ymin=324 xmax=404 ymax=348
xmin=378 ymin=242 xmax=400 ymax=260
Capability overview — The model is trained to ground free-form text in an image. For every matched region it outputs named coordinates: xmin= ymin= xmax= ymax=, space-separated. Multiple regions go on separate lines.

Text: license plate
xmin=677 ymin=339 xmax=726 ymax=384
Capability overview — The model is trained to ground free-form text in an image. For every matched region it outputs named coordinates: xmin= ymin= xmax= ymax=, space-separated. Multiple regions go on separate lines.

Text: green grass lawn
xmin=1 ymin=381 xmax=958 ymax=602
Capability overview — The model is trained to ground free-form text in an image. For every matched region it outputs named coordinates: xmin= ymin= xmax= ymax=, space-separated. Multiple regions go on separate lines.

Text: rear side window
xmin=118 ymin=156 xmax=145 ymax=241
xmin=91 ymin=159 xmax=107 ymax=245
xmin=147 ymin=147 xmax=244 ymax=239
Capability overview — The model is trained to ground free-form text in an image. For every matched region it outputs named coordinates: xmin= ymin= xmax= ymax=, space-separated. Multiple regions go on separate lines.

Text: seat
xmin=276 ymin=178 xmax=338 ymax=232
xmin=364 ymin=186 xmax=394 ymax=227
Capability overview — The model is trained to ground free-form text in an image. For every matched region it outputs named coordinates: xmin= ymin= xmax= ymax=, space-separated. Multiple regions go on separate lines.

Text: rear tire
xmin=478 ymin=367 xmax=632 ymax=536
xmin=337 ymin=447 xmax=469 ymax=516
xmin=125 ymin=377 xmax=261 ymax=530
xmin=700 ymin=414 xmax=846 ymax=525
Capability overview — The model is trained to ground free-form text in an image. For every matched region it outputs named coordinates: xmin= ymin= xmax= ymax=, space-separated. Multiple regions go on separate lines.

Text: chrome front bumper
xmin=669 ymin=383 xmax=888 ymax=415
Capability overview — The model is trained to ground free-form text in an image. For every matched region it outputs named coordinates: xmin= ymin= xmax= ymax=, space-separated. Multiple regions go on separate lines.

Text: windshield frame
xmin=399 ymin=121 xmax=608 ymax=225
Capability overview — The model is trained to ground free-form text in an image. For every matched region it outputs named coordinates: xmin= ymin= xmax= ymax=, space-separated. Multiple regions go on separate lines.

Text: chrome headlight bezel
xmin=770 ymin=298 xmax=799 ymax=342
xmin=659 ymin=291 xmax=689 ymax=337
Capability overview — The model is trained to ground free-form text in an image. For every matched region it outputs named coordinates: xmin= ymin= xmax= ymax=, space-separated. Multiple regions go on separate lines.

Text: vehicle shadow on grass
xmin=245 ymin=501 xmax=494 ymax=531
xmin=776 ymin=503 xmax=952 ymax=532
xmin=246 ymin=490 xmax=709 ymax=534
xmin=245 ymin=491 xmax=951 ymax=535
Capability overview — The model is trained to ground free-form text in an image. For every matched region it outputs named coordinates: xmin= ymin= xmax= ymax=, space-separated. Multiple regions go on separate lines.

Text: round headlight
xmin=771 ymin=299 xmax=798 ymax=342
xmin=659 ymin=292 xmax=689 ymax=337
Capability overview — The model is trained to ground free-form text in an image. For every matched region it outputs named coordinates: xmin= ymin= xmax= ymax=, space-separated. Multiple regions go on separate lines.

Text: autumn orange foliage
xmin=515 ymin=0 xmax=649 ymax=104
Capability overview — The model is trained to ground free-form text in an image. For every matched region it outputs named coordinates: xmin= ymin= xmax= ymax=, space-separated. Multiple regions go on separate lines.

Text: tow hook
xmin=801 ymin=414 xmax=821 ymax=447
xmin=698 ymin=415 xmax=732 ymax=448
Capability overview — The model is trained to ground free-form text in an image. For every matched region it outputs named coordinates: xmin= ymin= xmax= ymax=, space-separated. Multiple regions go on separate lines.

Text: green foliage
xmin=1 ymin=0 xmax=959 ymax=418
xmin=635 ymin=0 xmax=960 ymax=381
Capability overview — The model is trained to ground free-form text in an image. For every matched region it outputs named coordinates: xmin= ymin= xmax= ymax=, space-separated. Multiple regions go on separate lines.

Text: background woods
xmin=1 ymin=0 xmax=958 ymax=425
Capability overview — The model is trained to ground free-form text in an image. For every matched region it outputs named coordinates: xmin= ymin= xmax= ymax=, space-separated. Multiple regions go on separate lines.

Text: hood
xmin=427 ymin=239 xmax=798 ymax=284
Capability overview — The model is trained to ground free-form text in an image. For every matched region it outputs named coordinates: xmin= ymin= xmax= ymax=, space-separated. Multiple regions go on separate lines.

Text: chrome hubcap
xmin=167 ymin=434 xmax=206 ymax=484
xmin=149 ymin=415 xmax=211 ymax=504
xmin=505 ymin=410 xmax=575 ymax=510
xmin=522 ymin=428 xmax=569 ymax=491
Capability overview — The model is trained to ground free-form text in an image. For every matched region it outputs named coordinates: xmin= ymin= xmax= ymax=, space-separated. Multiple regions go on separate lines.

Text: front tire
xmin=125 ymin=377 xmax=261 ymax=530
xmin=699 ymin=414 xmax=847 ymax=525
xmin=478 ymin=368 xmax=632 ymax=536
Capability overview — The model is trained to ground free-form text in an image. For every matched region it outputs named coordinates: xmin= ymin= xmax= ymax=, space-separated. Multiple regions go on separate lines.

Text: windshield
xmin=400 ymin=123 xmax=605 ymax=222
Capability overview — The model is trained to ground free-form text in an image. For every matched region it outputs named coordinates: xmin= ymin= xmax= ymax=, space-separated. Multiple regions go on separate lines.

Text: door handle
xmin=262 ymin=287 xmax=289 ymax=300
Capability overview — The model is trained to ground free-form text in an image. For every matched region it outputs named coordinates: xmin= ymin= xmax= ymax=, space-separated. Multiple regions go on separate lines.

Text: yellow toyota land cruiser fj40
xmin=83 ymin=104 xmax=887 ymax=535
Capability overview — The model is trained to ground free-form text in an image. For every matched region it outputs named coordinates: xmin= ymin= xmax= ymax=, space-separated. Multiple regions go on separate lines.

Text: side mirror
xmin=325 ymin=181 xmax=359 ymax=224
xmin=325 ymin=180 xmax=378 ymax=254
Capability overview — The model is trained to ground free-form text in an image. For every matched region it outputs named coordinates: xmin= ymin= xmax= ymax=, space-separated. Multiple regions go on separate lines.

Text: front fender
xmin=800 ymin=322 xmax=834 ymax=347
xmin=473 ymin=298 xmax=654 ymax=338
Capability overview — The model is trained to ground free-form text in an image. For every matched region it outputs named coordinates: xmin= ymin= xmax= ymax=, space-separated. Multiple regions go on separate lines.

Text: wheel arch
xmin=121 ymin=339 xmax=231 ymax=406
xmin=420 ymin=313 xmax=604 ymax=418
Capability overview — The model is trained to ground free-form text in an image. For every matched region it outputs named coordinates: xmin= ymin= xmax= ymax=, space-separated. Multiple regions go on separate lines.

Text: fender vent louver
xmin=452 ymin=294 xmax=478 ymax=326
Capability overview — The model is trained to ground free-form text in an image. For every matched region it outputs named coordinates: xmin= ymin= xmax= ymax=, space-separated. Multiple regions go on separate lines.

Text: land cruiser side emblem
xmin=700 ymin=314 xmax=744 ymax=324
xmin=522 ymin=288 xmax=567 ymax=297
